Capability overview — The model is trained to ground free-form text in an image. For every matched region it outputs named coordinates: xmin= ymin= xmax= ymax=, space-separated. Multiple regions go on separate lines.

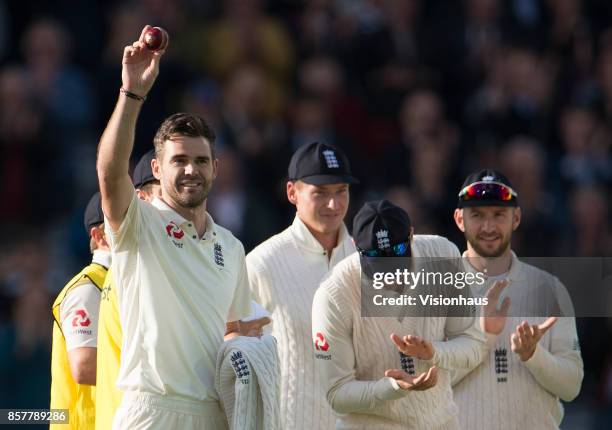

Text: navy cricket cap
xmin=84 ymin=192 xmax=104 ymax=236
xmin=288 ymin=142 xmax=358 ymax=185
xmin=353 ymin=200 xmax=412 ymax=253
xmin=133 ymin=149 xmax=157 ymax=188
xmin=457 ymin=169 xmax=519 ymax=208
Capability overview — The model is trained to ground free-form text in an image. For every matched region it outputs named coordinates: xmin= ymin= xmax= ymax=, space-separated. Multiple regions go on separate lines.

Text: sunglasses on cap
xmin=358 ymin=241 xmax=411 ymax=258
xmin=458 ymin=181 xmax=518 ymax=202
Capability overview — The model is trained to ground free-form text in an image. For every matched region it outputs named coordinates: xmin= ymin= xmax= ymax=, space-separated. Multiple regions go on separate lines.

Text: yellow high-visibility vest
xmin=95 ymin=269 xmax=123 ymax=430
xmin=51 ymin=263 xmax=106 ymax=429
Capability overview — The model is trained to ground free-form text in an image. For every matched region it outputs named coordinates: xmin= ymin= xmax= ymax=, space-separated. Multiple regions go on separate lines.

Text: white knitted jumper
xmin=312 ymin=235 xmax=487 ymax=430
xmin=216 ymin=335 xmax=280 ymax=430
xmin=453 ymin=252 xmax=584 ymax=430
xmin=246 ymin=216 xmax=355 ymax=430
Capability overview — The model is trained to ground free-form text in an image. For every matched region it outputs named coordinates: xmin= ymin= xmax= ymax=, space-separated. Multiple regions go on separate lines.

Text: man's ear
xmin=512 ymin=207 xmax=522 ymax=231
xmin=90 ymin=225 xmax=109 ymax=249
xmin=454 ymin=208 xmax=465 ymax=232
xmin=212 ymin=158 xmax=218 ymax=180
xmin=287 ymin=181 xmax=298 ymax=205
xmin=152 ymin=157 xmax=162 ymax=180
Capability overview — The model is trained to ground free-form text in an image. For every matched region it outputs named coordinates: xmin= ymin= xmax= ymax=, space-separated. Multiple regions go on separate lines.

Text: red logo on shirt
xmin=314 ymin=332 xmax=329 ymax=351
xmin=165 ymin=221 xmax=184 ymax=239
xmin=71 ymin=309 xmax=91 ymax=327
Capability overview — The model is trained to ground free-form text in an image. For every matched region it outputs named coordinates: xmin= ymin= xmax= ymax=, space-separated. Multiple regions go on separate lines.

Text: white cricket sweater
xmin=312 ymin=235 xmax=487 ymax=430
xmin=216 ymin=335 xmax=280 ymax=430
xmin=246 ymin=216 xmax=355 ymax=430
xmin=453 ymin=252 xmax=584 ymax=430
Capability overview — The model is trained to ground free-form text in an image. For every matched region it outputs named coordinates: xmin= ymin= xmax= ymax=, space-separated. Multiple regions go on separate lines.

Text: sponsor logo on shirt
xmin=230 ymin=351 xmax=250 ymax=384
xmin=314 ymin=333 xmax=332 ymax=360
xmin=72 ymin=309 xmax=91 ymax=327
xmin=314 ymin=332 xmax=329 ymax=351
xmin=166 ymin=221 xmax=185 ymax=248
xmin=166 ymin=221 xmax=185 ymax=239
xmin=101 ymin=284 xmax=111 ymax=302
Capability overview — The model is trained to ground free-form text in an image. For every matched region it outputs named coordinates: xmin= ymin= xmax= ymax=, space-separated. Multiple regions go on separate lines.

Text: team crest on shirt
xmin=399 ymin=352 xmax=416 ymax=375
xmin=494 ymin=348 xmax=508 ymax=382
xmin=165 ymin=221 xmax=184 ymax=248
xmin=230 ymin=351 xmax=250 ymax=384
xmin=214 ymin=243 xmax=224 ymax=267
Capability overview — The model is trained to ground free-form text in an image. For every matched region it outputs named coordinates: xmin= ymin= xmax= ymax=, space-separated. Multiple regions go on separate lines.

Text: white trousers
xmin=112 ymin=391 xmax=229 ymax=430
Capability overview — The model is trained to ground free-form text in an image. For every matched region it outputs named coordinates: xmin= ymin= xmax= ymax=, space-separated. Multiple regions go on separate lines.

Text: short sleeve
xmin=227 ymin=244 xmax=253 ymax=322
xmin=104 ymin=191 xmax=141 ymax=252
xmin=60 ymin=283 xmax=101 ymax=351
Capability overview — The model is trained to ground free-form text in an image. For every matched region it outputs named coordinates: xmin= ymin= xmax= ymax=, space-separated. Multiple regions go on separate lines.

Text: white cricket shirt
xmin=105 ymin=192 xmax=252 ymax=402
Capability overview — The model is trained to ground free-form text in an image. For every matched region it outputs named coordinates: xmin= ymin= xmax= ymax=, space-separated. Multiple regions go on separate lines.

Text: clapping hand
xmin=481 ymin=279 xmax=511 ymax=335
xmin=390 ymin=333 xmax=435 ymax=360
xmin=511 ymin=317 xmax=558 ymax=361
xmin=384 ymin=366 xmax=438 ymax=391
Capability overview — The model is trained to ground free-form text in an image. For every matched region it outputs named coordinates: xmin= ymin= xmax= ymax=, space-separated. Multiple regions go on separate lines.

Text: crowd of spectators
xmin=0 ymin=1 xmax=610 ymax=427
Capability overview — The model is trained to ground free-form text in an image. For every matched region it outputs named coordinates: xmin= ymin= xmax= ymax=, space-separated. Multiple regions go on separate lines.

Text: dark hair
xmin=153 ymin=113 xmax=217 ymax=159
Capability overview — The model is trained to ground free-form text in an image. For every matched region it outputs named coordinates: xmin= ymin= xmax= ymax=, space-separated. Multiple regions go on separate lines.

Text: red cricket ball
xmin=144 ymin=27 xmax=168 ymax=51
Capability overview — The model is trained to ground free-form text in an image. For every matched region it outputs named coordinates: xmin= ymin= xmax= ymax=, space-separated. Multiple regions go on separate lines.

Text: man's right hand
xmin=390 ymin=333 xmax=435 ymax=360
xmin=121 ymin=25 xmax=168 ymax=98
xmin=481 ymin=279 xmax=511 ymax=335
xmin=385 ymin=366 xmax=438 ymax=391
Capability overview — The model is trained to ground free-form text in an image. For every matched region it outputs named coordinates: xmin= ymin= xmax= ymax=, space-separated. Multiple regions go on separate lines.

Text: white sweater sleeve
xmin=522 ymin=315 xmax=583 ymax=401
xmin=431 ymin=315 xmax=487 ymax=371
xmin=450 ymin=331 xmax=496 ymax=385
xmin=312 ymin=284 xmax=407 ymax=415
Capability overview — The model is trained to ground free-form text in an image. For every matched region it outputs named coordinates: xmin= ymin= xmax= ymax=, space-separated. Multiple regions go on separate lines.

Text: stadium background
xmin=0 ymin=0 xmax=610 ymax=427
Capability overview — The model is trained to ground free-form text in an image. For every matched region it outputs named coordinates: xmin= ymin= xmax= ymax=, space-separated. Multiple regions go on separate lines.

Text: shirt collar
xmin=151 ymin=196 xmax=218 ymax=238
xmin=92 ymin=250 xmax=111 ymax=269
xmin=290 ymin=215 xmax=351 ymax=255
xmin=461 ymin=250 xmax=524 ymax=282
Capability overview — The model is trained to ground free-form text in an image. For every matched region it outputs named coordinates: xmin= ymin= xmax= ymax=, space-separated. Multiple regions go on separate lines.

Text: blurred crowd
xmin=0 ymin=0 xmax=611 ymax=427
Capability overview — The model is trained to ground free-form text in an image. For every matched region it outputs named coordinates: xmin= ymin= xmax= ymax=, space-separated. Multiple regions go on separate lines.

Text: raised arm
xmin=97 ymin=25 xmax=167 ymax=232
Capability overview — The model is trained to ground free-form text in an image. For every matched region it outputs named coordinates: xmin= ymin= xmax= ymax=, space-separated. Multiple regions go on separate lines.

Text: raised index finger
xmin=538 ymin=316 xmax=558 ymax=334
